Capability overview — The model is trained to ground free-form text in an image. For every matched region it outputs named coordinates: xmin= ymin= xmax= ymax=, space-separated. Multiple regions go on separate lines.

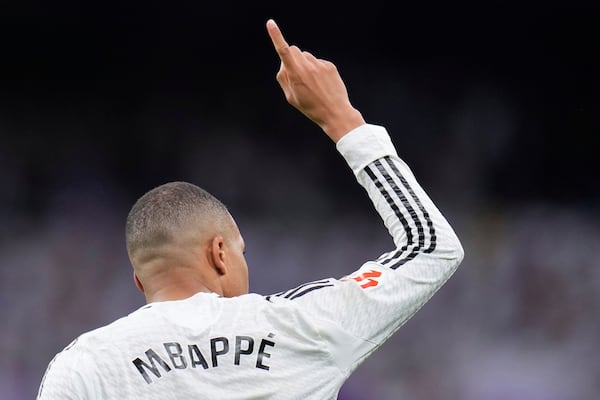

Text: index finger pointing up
xmin=266 ymin=19 xmax=291 ymax=62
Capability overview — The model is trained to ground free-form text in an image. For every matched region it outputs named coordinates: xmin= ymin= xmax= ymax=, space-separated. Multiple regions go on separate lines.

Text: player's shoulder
xmin=52 ymin=335 xmax=85 ymax=361
xmin=38 ymin=330 xmax=103 ymax=399
xmin=42 ymin=333 xmax=95 ymax=385
xmin=50 ymin=322 xmax=117 ymax=363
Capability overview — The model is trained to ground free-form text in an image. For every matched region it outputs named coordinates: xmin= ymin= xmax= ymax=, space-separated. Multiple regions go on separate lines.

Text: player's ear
xmin=133 ymin=272 xmax=145 ymax=293
xmin=210 ymin=235 xmax=227 ymax=276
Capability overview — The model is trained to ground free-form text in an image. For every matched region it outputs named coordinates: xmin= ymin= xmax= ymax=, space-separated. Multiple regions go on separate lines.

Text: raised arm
xmin=265 ymin=19 xmax=464 ymax=369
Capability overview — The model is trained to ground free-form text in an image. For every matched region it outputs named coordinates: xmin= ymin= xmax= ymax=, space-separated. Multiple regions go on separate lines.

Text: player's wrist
xmin=322 ymin=108 xmax=365 ymax=143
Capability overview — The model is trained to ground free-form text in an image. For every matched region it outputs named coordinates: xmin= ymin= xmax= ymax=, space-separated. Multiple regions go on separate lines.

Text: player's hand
xmin=266 ymin=19 xmax=365 ymax=142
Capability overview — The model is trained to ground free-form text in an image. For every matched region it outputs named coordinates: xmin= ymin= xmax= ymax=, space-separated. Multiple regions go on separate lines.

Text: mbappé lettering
xmin=132 ymin=333 xmax=276 ymax=384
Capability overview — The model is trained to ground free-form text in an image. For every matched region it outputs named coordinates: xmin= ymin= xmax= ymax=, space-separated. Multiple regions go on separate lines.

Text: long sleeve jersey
xmin=37 ymin=124 xmax=464 ymax=399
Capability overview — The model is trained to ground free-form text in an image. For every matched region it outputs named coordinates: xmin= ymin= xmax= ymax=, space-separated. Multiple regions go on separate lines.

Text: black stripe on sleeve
xmin=374 ymin=159 xmax=425 ymax=250
xmin=276 ymin=280 xmax=332 ymax=299
xmin=366 ymin=162 xmax=420 ymax=268
xmin=383 ymin=156 xmax=437 ymax=253
xmin=288 ymin=284 xmax=335 ymax=300
xmin=365 ymin=164 xmax=413 ymax=255
xmin=365 ymin=157 xmax=434 ymax=269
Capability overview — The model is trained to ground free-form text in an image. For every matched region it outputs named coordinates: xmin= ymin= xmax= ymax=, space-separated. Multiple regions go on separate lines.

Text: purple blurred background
xmin=1 ymin=2 xmax=599 ymax=399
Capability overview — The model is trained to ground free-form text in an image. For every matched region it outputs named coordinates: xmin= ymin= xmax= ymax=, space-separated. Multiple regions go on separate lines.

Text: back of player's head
xmin=125 ymin=181 xmax=230 ymax=265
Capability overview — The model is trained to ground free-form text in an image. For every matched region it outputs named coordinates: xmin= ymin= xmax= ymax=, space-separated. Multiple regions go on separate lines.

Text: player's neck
xmin=138 ymin=254 xmax=223 ymax=303
xmin=145 ymin=283 xmax=218 ymax=303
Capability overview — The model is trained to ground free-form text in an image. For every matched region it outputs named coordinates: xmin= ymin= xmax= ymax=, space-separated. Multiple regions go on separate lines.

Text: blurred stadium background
xmin=1 ymin=2 xmax=598 ymax=399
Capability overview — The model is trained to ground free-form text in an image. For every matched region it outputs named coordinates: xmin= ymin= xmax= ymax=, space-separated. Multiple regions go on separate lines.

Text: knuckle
xmin=277 ymin=45 xmax=289 ymax=57
xmin=323 ymin=60 xmax=337 ymax=71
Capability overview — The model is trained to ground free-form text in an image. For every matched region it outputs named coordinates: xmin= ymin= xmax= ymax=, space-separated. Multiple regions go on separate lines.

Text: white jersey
xmin=37 ymin=124 xmax=464 ymax=399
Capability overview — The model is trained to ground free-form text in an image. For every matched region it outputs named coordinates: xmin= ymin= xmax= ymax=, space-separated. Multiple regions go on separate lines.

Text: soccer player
xmin=37 ymin=19 xmax=464 ymax=399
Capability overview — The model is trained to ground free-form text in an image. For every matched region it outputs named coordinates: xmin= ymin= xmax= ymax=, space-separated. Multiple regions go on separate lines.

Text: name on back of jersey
xmin=132 ymin=332 xmax=276 ymax=384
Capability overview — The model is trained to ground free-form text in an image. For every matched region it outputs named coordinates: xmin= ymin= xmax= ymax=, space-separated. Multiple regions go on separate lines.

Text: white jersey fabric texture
xmin=37 ymin=124 xmax=464 ymax=399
